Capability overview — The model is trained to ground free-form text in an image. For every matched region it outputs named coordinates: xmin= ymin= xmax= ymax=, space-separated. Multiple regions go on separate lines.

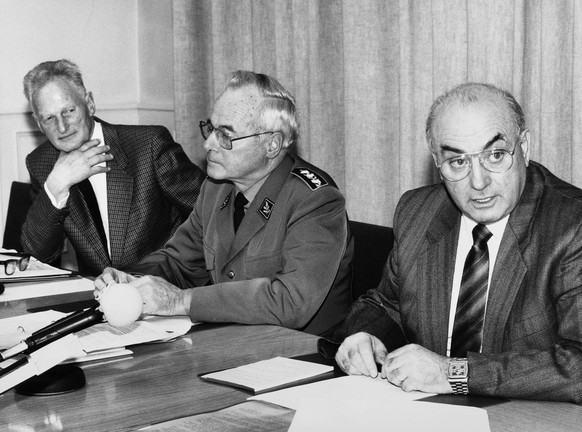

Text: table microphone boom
xmin=0 ymin=303 xmax=104 ymax=361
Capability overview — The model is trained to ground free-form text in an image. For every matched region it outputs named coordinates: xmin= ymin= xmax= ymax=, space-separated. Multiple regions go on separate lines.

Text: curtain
xmin=173 ymin=0 xmax=582 ymax=227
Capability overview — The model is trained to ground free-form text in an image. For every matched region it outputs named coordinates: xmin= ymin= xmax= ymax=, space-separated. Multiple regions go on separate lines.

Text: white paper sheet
xmin=288 ymin=396 xmax=490 ymax=432
xmin=251 ymin=375 xmax=490 ymax=432
xmin=1 ymin=276 xmax=94 ymax=301
xmin=201 ymin=357 xmax=333 ymax=393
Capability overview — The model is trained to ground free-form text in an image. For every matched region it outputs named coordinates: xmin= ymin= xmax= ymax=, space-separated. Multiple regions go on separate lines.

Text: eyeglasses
xmin=199 ymin=119 xmax=274 ymax=150
xmin=436 ymin=143 xmax=518 ymax=182
xmin=0 ymin=252 xmax=31 ymax=276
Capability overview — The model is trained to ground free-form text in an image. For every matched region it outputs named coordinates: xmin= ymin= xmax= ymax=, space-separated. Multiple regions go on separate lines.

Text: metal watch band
xmin=450 ymin=381 xmax=469 ymax=395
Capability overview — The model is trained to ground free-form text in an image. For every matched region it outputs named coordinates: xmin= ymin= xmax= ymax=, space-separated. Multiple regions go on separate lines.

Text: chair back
xmin=3 ymin=181 xmax=33 ymax=250
xmin=349 ymin=220 xmax=394 ymax=301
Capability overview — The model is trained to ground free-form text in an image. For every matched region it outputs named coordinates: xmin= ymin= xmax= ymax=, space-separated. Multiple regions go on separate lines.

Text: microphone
xmin=0 ymin=303 xmax=104 ymax=361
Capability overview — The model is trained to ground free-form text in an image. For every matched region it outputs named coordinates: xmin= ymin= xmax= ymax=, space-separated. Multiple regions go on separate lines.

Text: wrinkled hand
xmin=46 ymin=139 xmax=113 ymax=200
xmin=335 ymin=332 xmax=389 ymax=378
xmin=381 ymin=344 xmax=451 ymax=393
xmin=94 ymin=267 xmax=136 ymax=299
xmin=130 ymin=275 xmax=191 ymax=316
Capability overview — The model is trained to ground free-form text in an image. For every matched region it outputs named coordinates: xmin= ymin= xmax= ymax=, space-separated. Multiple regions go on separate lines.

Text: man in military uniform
xmin=95 ymin=70 xmax=353 ymax=336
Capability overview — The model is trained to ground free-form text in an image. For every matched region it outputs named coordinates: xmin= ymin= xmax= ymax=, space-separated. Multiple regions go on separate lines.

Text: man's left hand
xmin=130 ymin=275 xmax=192 ymax=316
xmin=381 ymin=344 xmax=452 ymax=394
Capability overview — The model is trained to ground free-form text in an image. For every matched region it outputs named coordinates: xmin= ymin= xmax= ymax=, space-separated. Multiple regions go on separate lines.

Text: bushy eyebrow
xmin=440 ymin=133 xmax=505 ymax=154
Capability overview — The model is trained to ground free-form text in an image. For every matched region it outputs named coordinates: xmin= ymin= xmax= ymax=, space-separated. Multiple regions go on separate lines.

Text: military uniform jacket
xmin=338 ymin=161 xmax=582 ymax=403
xmin=22 ymin=118 xmax=205 ymax=276
xmin=132 ymin=154 xmax=354 ymax=335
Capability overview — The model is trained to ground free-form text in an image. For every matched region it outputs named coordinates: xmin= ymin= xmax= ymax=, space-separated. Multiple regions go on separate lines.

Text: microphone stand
xmin=1 ymin=303 xmax=104 ymax=396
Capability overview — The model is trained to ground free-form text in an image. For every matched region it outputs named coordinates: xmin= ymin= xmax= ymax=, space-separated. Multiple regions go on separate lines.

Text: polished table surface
xmin=2 ymin=290 xmax=582 ymax=431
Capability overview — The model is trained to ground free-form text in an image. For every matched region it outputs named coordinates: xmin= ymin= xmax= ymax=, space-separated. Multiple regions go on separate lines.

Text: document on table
xmin=0 ymin=311 xmax=195 ymax=363
xmin=0 ymin=276 xmax=94 ymax=301
xmin=251 ymin=375 xmax=491 ymax=432
xmin=199 ymin=356 xmax=334 ymax=394
xmin=0 ymin=252 xmax=72 ymax=282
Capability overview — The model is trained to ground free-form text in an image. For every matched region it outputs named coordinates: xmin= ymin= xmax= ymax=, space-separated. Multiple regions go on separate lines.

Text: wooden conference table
xmin=1 ymin=289 xmax=582 ymax=431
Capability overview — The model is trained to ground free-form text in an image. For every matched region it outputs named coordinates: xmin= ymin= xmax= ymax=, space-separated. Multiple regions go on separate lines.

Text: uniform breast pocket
xmin=245 ymin=250 xmax=283 ymax=279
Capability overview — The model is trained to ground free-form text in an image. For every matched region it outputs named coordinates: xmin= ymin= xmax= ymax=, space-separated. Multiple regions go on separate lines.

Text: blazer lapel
xmin=417 ymin=195 xmax=460 ymax=354
xmin=101 ymin=121 xmax=133 ymax=267
xmin=482 ymin=167 xmax=539 ymax=352
xmin=69 ymin=183 xmax=110 ymax=265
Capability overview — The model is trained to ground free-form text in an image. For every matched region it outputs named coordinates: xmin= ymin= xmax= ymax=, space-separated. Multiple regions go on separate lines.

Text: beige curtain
xmin=173 ymin=0 xmax=582 ymax=227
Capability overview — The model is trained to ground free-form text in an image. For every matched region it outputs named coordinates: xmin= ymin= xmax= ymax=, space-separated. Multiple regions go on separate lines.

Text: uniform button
xmin=227 ymin=270 xmax=235 ymax=279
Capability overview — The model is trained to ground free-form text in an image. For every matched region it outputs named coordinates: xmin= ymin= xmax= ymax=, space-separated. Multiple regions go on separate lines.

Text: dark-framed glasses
xmin=436 ymin=145 xmax=517 ymax=182
xmin=0 ymin=252 xmax=31 ymax=276
xmin=199 ymin=119 xmax=274 ymax=150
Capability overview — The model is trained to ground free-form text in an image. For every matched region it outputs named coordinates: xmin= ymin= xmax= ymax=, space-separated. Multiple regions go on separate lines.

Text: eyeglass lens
xmin=1 ymin=255 xmax=30 ymax=275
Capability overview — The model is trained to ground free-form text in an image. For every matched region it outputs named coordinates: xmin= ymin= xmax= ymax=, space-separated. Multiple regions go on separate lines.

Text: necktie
xmin=451 ymin=224 xmax=492 ymax=357
xmin=233 ymin=192 xmax=248 ymax=232
xmin=77 ymin=179 xmax=108 ymax=251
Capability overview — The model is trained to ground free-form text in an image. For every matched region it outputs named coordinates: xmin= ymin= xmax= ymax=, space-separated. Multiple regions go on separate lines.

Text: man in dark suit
xmin=21 ymin=59 xmax=205 ymax=276
xmin=335 ymin=83 xmax=582 ymax=403
xmin=95 ymin=70 xmax=353 ymax=336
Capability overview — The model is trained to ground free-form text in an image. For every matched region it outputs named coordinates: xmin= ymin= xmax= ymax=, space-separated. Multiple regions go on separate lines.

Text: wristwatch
xmin=448 ymin=358 xmax=469 ymax=395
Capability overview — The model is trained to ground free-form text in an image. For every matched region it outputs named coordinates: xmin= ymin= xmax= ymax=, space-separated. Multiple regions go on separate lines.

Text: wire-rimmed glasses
xmin=436 ymin=145 xmax=517 ymax=182
xmin=0 ymin=252 xmax=31 ymax=276
xmin=199 ymin=119 xmax=274 ymax=150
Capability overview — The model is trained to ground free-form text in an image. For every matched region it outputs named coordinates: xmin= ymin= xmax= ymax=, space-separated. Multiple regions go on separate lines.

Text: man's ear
xmin=32 ymin=112 xmax=42 ymax=131
xmin=265 ymin=132 xmax=284 ymax=159
xmin=85 ymin=91 xmax=96 ymax=116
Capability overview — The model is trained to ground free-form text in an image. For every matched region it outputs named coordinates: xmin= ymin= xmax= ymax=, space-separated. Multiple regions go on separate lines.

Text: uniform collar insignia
xmin=258 ymin=198 xmax=274 ymax=220
xmin=291 ymin=167 xmax=328 ymax=191
xmin=220 ymin=192 xmax=232 ymax=210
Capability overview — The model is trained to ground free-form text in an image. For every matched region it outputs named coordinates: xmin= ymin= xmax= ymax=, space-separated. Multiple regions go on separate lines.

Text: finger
xmin=79 ymin=139 xmax=101 ymax=151
xmin=347 ymin=347 xmax=378 ymax=378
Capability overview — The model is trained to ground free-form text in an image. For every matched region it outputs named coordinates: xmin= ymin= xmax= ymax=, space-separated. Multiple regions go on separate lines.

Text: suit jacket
xmin=22 ymin=118 xmax=205 ymax=276
xmin=338 ymin=161 xmax=582 ymax=403
xmin=131 ymin=154 xmax=354 ymax=335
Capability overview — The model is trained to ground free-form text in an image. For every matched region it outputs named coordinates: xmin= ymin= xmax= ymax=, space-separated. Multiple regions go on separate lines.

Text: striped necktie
xmin=451 ymin=224 xmax=492 ymax=357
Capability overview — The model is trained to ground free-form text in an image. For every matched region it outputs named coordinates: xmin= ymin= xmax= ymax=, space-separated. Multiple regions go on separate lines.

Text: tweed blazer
xmin=131 ymin=154 xmax=354 ymax=335
xmin=339 ymin=161 xmax=582 ymax=403
xmin=21 ymin=118 xmax=205 ymax=276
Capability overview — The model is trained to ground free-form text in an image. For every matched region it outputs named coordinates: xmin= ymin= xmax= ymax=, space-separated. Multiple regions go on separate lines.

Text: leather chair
xmin=3 ymin=181 xmax=33 ymax=251
xmin=349 ymin=220 xmax=394 ymax=302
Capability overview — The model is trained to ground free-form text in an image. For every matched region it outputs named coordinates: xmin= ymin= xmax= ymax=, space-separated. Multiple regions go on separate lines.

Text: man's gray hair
xmin=425 ymin=82 xmax=526 ymax=150
xmin=23 ymin=59 xmax=87 ymax=112
xmin=224 ymin=70 xmax=299 ymax=147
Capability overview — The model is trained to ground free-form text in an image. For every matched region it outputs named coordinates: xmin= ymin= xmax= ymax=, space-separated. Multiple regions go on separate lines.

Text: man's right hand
xmin=94 ymin=267 xmax=136 ymax=299
xmin=45 ymin=139 xmax=113 ymax=202
xmin=335 ymin=332 xmax=389 ymax=378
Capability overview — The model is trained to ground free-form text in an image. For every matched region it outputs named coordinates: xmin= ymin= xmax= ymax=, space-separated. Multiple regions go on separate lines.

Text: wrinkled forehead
xmin=432 ymin=99 xmax=516 ymax=152
xmin=212 ymin=86 xmax=263 ymax=132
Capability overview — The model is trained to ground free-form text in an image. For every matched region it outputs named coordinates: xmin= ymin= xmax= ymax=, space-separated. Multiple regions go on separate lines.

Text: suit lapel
xmin=482 ymin=167 xmax=539 ymax=352
xmin=417 ymin=195 xmax=460 ymax=353
xmin=69 ymin=182 xmax=110 ymax=265
xmin=100 ymin=122 xmax=133 ymax=267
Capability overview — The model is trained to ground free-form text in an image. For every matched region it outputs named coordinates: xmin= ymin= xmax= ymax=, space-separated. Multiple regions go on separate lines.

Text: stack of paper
xmin=200 ymin=357 xmax=334 ymax=394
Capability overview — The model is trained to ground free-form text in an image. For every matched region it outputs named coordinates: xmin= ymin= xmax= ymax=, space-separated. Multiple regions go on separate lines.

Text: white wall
xmin=0 ymin=0 xmax=174 ymax=243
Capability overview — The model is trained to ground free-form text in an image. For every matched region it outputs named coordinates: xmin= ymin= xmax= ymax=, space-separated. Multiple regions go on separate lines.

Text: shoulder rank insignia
xmin=292 ymin=167 xmax=328 ymax=191
xmin=258 ymin=198 xmax=274 ymax=220
xmin=220 ymin=192 xmax=232 ymax=210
